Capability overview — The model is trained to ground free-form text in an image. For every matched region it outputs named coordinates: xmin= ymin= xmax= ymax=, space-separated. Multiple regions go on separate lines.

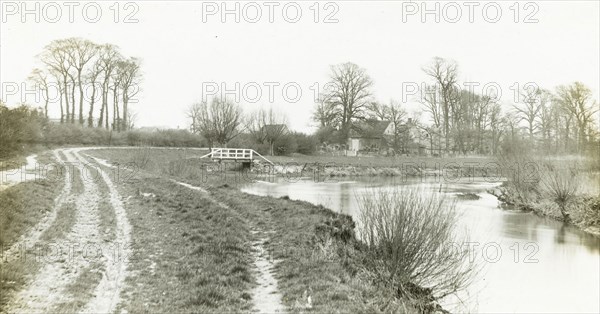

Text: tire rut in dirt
xmin=0 ymin=149 xmax=72 ymax=266
xmin=5 ymin=148 xmax=102 ymax=313
xmin=80 ymin=148 xmax=132 ymax=314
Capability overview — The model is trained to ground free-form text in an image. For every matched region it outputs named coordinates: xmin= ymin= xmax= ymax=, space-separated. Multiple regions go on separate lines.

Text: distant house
xmin=399 ymin=118 xmax=428 ymax=155
xmin=347 ymin=120 xmax=394 ymax=152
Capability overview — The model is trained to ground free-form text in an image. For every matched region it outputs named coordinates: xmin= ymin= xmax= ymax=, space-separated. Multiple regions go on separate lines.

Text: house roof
xmin=349 ymin=120 xmax=391 ymax=139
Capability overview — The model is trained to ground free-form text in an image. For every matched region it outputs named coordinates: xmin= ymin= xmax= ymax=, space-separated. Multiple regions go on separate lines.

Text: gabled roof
xmin=349 ymin=120 xmax=391 ymax=138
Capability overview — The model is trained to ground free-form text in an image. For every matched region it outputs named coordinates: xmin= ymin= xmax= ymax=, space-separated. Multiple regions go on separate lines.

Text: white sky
xmin=1 ymin=1 xmax=599 ymax=132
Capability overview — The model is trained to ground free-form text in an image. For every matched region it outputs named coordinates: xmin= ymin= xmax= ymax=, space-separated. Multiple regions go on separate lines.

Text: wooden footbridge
xmin=199 ymin=148 xmax=274 ymax=166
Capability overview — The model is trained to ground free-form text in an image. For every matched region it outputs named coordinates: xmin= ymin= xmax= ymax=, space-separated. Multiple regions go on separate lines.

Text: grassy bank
xmin=86 ymin=147 xmax=453 ymax=312
xmin=494 ymin=155 xmax=600 ymax=236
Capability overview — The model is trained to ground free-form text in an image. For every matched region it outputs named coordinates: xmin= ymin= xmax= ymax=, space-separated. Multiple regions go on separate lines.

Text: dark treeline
xmin=0 ymin=103 xmax=203 ymax=158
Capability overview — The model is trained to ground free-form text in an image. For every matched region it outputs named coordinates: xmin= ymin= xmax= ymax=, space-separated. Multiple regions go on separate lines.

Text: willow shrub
xmin=357 ymin=187 xmax=477 ymax=301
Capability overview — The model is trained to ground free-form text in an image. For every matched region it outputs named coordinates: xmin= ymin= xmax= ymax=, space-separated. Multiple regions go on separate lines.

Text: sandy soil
xmin=4 ymin=148 xmax=132 ymax=314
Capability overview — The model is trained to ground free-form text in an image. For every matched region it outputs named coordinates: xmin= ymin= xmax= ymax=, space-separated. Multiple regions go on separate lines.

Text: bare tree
xmin=65 ymin=38 xmax=98 ymax=125
xmin=536 ymin=89 xmax=556 ymax=149
xmin=423 ymin=57 xmax=459 ymax=153
xmin=187 ymin=103 xmax=201 ymax=134
xmin=40 ymin=39 xmax=72 ymax=123
xmin=110 ymin=68 xmax=123 ymax=131
xmin=118 ymin=57 xmax=142 ymax=131
xmin=366 ymin=101 xmax=389 ymax=121
xmin=420 ymin=84 xmax=442 ymax=129
xmin=97 ymin=44 xmax=121 ymax=129
xmin=191 ymin=97 xmax=243 ymax=147
xmin=325 ymin=62 xmax=373 ymax=141
xmin=556 ymin=82 xmax=599 ymax=153
xmin=28 ymin=68 xmax=51 ymax=118
xmin=513 ymin=86 xmax=543 ymax=143
xmin=126 ymin=110 xmax=137 ymax=130
xmin=246 ymin=107 xmax=288 ymax=155
xmin=312 ymin=95 xmax=340 ymax=128
xmin=488 ymin=102 xmax=504 ymax=155
xmin=87 ymin=54 xmax=104 ymax=127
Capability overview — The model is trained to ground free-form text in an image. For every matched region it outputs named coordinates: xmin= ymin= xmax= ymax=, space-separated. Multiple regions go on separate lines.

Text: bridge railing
xmin=210 ymin=148 xmax=252 ymax=159
xmin=200 ymin=148 xmax=273 ymax=165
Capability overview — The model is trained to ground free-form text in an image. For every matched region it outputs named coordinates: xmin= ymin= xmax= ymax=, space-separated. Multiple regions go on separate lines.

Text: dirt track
xmin=2 ymin=147 xmax=290 ymax=313
xmin=3 ymin=148 xmax=132 ymax=313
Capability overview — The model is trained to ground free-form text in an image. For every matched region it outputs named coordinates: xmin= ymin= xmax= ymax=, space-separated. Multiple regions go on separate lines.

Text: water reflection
xmin=242 ymin=176 xmax=600 ymax=313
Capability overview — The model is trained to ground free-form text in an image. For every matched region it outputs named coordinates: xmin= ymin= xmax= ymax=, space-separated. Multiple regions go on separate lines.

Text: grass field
xmin=9 ymin=146 xmax=565 ymax=312
xmin=85 ymin=147 xmax=425 ymax=312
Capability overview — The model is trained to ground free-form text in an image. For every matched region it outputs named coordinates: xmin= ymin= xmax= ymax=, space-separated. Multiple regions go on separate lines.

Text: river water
xmin=241 ymin=176 xmax=600 ymax=313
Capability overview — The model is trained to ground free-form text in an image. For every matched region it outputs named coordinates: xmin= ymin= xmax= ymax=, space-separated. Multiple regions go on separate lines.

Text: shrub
xmin=357 ymin=187 xmax=476 ymax=301
xmin=291 ymin=132 xmax=318 ymax=155
xmin=497 ymin=152 xmax=540 ymax=207
xmin=582 ymin=196 xmax=600 ymax=227
xmin=273 ymin=134 xmax=297 ymax=156
xmin=0 ymin=105 xmax=43 ymax=157
xmin=539 ymin=163 xmax=580 ymax=222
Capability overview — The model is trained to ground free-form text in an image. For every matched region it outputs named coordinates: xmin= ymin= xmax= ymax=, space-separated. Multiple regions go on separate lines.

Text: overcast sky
xmin=1 ymin=1 xmax=598 ymax=132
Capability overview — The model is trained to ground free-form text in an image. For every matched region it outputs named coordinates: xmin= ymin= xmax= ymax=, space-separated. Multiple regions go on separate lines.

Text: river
xmin=241 ymin=176 xmax=600 ymax=313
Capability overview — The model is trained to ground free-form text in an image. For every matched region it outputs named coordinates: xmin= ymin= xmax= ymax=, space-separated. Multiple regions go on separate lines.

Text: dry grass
xmin=106 ymin=175 xmax=254 ymax=313
xmin=87 ymin=148 xmax=423 ymax=313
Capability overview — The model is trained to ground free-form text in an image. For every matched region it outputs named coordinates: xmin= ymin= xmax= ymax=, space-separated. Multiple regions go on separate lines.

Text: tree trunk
xmin=59 ymin=92 xmax=64 ymax=123
xmin=78 ymin=70 xmax=84 ymax=125
xmin=88 ymin=84 xmax=96 ymax=127
xmin=70 ymin=81 xmax=76 ymax=124
xmin=113 ymin=87 xmax=120 ymax=131
xmin=98 ymin=97 xmax=105 ymax=128
xmin=44 ymin=89 xmax=49 ymax=118
xmin=122 ymin=91 xmax=128 ymax=131
xmin=63 ymin=79 xmax=70 ymax=123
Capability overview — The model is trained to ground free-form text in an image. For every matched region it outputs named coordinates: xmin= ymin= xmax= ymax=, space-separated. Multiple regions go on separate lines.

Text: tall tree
xmin=40 ymin=39 xmax=72 ymax=123
xmin=556 ymin=82 xmax=599 ymax=153
xmin=513 ymin=86 xmax=543 ymax=144
xmin=118 ymin=57 xmax=141 ymax=131
xmin=28 ymin=68 xmax=51 ymax=118
xmin=97 ymin=44 xmax=121 ymax=129
xmin=423 ymin=57 xmax=459 ymax=153
xmin=190 ymin=97 xmax=243 ymax=147
xmin=246 ymin=107 xmax=288 ymax=155
xmin=312 ymin=96 xmax=340 ymax=128
xmin=65 ymin=38 xmax=97 ymax=125
xmin=325 ymin=62 xmax=373 ymax=141
xmin=87 ymin=53 xmax=104 ymax=127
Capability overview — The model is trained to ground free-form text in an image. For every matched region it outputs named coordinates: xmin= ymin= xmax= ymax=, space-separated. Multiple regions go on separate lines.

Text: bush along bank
xmin=490 ymin=170 xmax=600 ymax=236
xmin=208 ymin=184 xmax=454 ymax=313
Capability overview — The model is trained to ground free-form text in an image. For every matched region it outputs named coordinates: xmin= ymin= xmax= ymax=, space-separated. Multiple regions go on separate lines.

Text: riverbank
xmin=489 ymin=184 xmax=600 ymax=236
xmin=84 ymin=147 xmax=447 ymax=312
xmin=259 ymin=155 xmax=496 ymax=179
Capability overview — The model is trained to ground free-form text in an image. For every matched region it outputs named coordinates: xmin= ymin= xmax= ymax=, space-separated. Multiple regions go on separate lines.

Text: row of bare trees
xmin=312 ymin=59 xmax=598 ymax=156
xmin=187 ymin=97 xmax=289 ymax=154
xmin=421 ymin=57 xmax=599 ymax=155
xmin=29 ymin=38 xmax=142 ymax=131
xmin=514 ymin=82 xmax=599 ymax=154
